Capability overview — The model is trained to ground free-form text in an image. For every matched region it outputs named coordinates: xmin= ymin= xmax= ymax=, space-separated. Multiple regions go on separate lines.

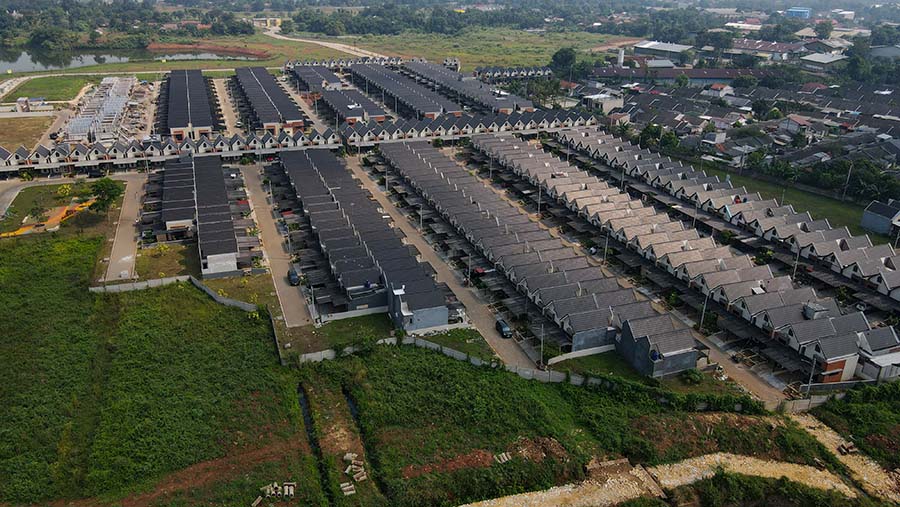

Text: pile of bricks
xmin=340 ymin=452 xmax=367 ymax=496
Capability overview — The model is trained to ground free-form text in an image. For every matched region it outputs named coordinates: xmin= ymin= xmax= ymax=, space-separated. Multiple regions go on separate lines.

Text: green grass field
xmin=0 ymin=234 xmax=324 ymax=505
xmin=701 ymin=165 xmax=885 ymax=242
xmin=301 ymin=346 xmax=837 ymax=507
xmin=6 ymin=75 xmax=101 ymax=101
xmin=302 ymin=28 xmax=632 ymax=71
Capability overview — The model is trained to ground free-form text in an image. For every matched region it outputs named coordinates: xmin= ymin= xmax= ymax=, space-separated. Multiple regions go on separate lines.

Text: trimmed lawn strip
xmin=6 ymin=75 xmax=101 ymax=101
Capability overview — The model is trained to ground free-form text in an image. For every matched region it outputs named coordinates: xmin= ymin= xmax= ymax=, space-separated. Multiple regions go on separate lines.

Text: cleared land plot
xmin=301 ymin=346 xmax=839 ymax=507
xmin=0 ymin=116 xmax=54 ymax=151
xmin=6 ymin=75 xmax=101 ymax=101
xmin=552 ymin=351 xmax=646 ymax=383
xmin=134 ymin=242 xmax=202 ymax=279
xmin=422 ymin=328 xmax=495 ymax=361
xmin=282 ymin=313 xmax=396 ymax=355
xmin=0 ymin=234 xmax=321 ymax=505
xmin=304 ymin=28 xmax=624 ymax=71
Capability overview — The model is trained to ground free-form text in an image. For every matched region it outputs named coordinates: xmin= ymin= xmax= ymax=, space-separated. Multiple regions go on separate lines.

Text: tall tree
xmin=815 ymin=20 xmax=834 ymax=40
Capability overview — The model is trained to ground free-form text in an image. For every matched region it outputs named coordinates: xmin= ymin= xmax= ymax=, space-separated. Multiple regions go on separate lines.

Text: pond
xmin=0 ymin=48 xmax=257 ymax=73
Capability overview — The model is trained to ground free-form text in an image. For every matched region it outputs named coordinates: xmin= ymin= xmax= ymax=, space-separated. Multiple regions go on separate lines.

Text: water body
xmin=0 ymin=47 xmax=256 ymax=73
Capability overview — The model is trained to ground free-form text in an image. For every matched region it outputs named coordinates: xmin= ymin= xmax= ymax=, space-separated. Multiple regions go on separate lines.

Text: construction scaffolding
xmin=66 ymin=77 xmax=137 ymax=143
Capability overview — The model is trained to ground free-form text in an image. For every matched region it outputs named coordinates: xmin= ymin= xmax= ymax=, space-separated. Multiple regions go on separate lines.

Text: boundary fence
xmin=90 ymin=276 xmax=257 ymax=312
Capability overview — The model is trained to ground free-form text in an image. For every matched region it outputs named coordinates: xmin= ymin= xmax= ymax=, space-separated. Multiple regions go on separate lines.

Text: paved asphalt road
xmin=242 ymin=165 xmax=312 ymax=327
xmin=105 ymin=173 xmax=147 ymax=281
xmin=344 ymin=155 xmax=535 ymax=368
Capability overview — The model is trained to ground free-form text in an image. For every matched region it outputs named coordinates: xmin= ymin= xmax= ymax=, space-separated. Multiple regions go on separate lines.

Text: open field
xmin=0 ymin=116 xmax=54 ymax=151
xmin=300 ymin=28 xmax=627 ymax=71
xmin=300 ymin=346 xmax=839 ymax=507
xmin=6 ymin=75 xmax=101 ymax=101
xmin=0 ymin=232 xmax=323 ymax=504
xmin=701 ymin=165 xmax=884 ymax=242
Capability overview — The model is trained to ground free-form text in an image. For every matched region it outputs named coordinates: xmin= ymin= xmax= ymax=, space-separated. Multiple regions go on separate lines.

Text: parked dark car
xmin=495 ymin=318 xmax=512 ymax=338
xmin=287 ymin=267 xmax=301 ymax=286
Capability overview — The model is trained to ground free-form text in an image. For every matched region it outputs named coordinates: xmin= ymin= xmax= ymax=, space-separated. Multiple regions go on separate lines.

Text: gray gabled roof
xmin=624 ymin=314 xmax=677 ymax=340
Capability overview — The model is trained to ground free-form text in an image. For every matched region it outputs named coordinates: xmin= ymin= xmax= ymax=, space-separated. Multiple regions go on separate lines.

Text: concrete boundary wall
xmin=547 ymin=345 xmax=616 ymax=365
xmin=90 ymin=276 xmax=257 ymax=312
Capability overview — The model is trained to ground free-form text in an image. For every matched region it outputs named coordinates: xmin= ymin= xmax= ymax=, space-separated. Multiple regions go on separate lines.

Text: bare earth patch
xmin=791 ymin=413 xmax=900 ymax=503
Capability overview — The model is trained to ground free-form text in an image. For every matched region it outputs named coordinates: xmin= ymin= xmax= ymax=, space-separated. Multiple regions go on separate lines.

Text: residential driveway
xmin=344 ymin=155 xmax=535 ymax=368
xmin=241 ymin=165 xmax=312 ymax=327
xmin=213 ymin=78 xmax=240 ymax=137
xmin=104 ymin=173 xmax=147 ymax=281
xmin=287 ymin=85 xmax=329 ymax=133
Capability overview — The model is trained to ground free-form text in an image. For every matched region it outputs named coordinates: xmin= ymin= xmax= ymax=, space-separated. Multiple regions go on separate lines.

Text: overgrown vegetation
xmin=0 ymin=234 xmax=321 ymax=504
xmin=299 ymin=346 xmax=833 ymax=507
xmin=662 ymin=471 xmax=891 ymax=507
xmin=813 ymin=382 xmax=900 ymax=470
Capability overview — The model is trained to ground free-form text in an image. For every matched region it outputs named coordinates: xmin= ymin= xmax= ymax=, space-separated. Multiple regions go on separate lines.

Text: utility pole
xmin=792 ymin=247 xmax=801 ymax=279
xmin=603 ymin=232 xmax=610 ymax=265
xmin=841 ymin=160 xmax=854 ymax=201
xmin=700 ymin=289 xmax=712 ymax=334
xmin=540 ymin=322 xmax=545 ymax=368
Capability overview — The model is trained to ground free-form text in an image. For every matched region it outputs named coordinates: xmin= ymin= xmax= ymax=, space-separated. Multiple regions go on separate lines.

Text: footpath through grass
xmin=0 ymin=233 xmax=325 ymax=505
xmin=302 ymin=346 xmax=838 ymax=507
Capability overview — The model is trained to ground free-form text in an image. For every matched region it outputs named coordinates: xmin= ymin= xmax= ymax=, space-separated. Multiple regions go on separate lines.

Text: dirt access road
xmin=344 ymin=155 xmax=535 ymax=368
xmin=791 ymin=413 xmax=900 ymax=503
xmin=462 ymin=452 xmax=855 ymax=507
xmin=264 ymin=27 xmax=385 ymax=59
